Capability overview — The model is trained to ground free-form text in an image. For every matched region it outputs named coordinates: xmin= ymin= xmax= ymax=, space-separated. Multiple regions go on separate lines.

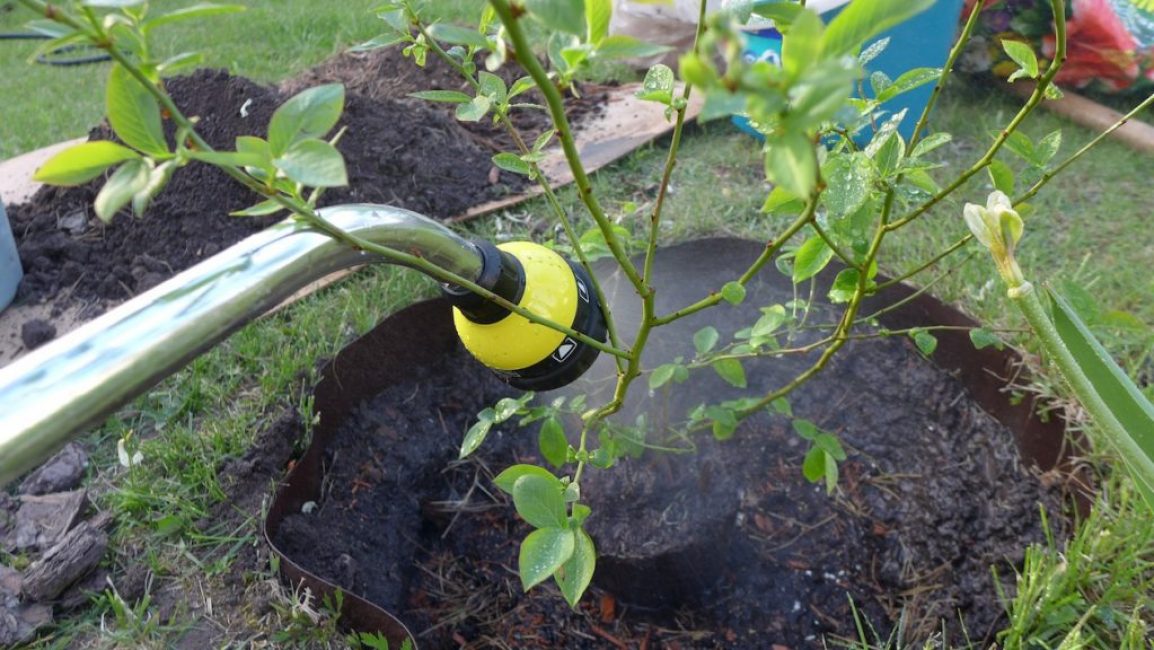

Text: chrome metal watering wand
xmin=0 ymin=204 xmax=605 ymax=486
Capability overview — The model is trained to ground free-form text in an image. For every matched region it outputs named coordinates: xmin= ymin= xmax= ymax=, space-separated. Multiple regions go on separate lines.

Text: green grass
xmin=2 ymin=1 xmax=1153 ymax=647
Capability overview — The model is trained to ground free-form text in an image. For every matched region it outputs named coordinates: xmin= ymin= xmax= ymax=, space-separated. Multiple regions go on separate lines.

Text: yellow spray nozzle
xmin=443 ymin=241 xmax=605 ymax=391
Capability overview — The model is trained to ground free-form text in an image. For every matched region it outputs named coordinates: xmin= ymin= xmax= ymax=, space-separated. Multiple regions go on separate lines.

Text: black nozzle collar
xmin=441 ymin=240 xmax=525 ymax=324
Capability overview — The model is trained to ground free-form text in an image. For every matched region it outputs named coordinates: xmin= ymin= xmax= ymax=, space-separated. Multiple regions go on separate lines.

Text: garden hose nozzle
xmin=443 ymin=241 xmax=607 ymax=391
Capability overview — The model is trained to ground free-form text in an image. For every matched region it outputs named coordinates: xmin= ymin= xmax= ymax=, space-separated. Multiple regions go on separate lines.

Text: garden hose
xmin=0 ymin=31 xmax=111 ymax=66
xmin=443 ymin=241 xmax=607 ymax=392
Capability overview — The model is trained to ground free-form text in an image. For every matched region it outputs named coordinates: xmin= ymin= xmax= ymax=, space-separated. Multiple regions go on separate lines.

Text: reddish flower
xmin=1042 ymin=0 xmax=1139 ymax=90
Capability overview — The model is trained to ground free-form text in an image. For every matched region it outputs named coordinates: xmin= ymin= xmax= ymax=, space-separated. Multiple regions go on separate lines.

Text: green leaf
xmin=512 ymin=474 xmax=568 ymax=529
xmin=1049 ymin=289 xmax=1154 ymax=499
xmin=648 ymin=363 xmax=678 ymax=391
xmin=408 ymin=90 xmax=472 ymax=103
xmin=822 ymin=152 xmax=872 ymax=220
xmin=94 ymin=158 xmax=150 ymax=222
xmin=823 ymin=0 xmax=933 ymax=57
xmin=705 ymin=405 xmax=738 ymax=440
xmin=555 ymin=527 xmax=596 ymax=607
xmin=988 ymin=159 xmax=1015 ymax=195
xmin=142 ymin=3 xmax=245 ymax=30
xmin=532 ymin=128 xmax=556 ymax=152
xmin=273 ymin=139 xmax=348 ymax=187
xmin=751 ymin=305 xmax=787 ymax=338
xmin=157 ymin=51 xmax=206 ymax=75
xmin=455 ymin=95 xmax=492 ymax=122
xmin=793 ymin=419 xmax=819 ymax=441
xmin=131 ymin=159 xmax=176 ymax=215
xmin=106 ymin=64 xmax=168 ymax=156
xmin=350 ymin=33 xmax=408 ymax=53
xmin=828 ymin=268 xmax=861 ymax=303
xmin=538 ymin=417 xmax=569 ymax=468
xmin=33 ymin=141 xmax=140 ymax=186
xmin=823 ymin=449 xmax=840 ymax=494
xmin=876 ymin=67 xmax=941 ymax=103
xmin=230 ymin=199 xmax=286 ymax=218
xmin=802 ymin=446 xmax=827 ymax=483
xmin=782 ymin=9 xmax=823 ymax=78
xmin=792 ymin=235 xmax=833 ymax=283
xmin=911 ymin=132 xmax=952 ymax=159
xmin=1003 ymin=130 xmax=1035 ymax=164
xmin=478 ymin=71 xmax=508 ymax=104
xmin=636 ymin=64 xmax=675 ymax=104
xmin=595 ymin=35 xmax=671 ymax=61
xmin=1036 ymin=130 xmax=1062 ymax=166
xmin=526 ymin=0 xmax=585 ymax=36
xmin=712 ymin=358 xmax=747 ymax=389
xmin=460 ymin=411 xmax=495 ymax=459
xmin=969 ymin=328 xmax=1004 ymax=350
xmin=490 ymin=152 xmax=530 ymax=177
xmin=752 ymin=1 xmax=803 ymax=27
xmin=694 ymin=326 xmax=719 ymax=355
xmin=268 ymin=83 xmax=345 ymax=156
xmin=494 ymin=396 xmax=524 ymax=422
xmin=519 ymin=528 xmax=576 ymax=591
xmin=771 ymin=397 xmax=793 ymax=416
xmin=721 ymin=281 xmax=746 ymax=305
xmin=911 ymin=329 xmax=938 ymax=357
xmin=428 ymin=23 xmax=490 ymax=49
xmin=585 ymin=0 xmax=611 ymax=43
xmin=493 ymin=464 xmax=559 ymax=494
xmin=765 ymin=131 xmax=817 ymax=198
xmin=1002 ymin=39 xmax=1039 ymax=82
xmin=186 ymin=149 xmax=267 ymax=169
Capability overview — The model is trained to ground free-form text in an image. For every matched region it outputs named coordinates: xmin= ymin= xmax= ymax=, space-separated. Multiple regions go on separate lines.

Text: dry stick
xmin=17 ymin=0 xmax=627 ymax=359
xmin=411 ymin=11 xmax=626 ymax=363
xmin=886 ymin=0 xmax=1068 ymax=232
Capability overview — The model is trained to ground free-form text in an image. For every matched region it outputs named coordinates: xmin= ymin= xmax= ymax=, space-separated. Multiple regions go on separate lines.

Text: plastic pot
xmin=0 ymin=201 xmax=21 ymax=312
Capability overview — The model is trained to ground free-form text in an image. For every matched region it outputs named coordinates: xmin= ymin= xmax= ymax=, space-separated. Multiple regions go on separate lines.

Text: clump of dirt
xmin=269 ymin=305 xmax=1066 ymax=648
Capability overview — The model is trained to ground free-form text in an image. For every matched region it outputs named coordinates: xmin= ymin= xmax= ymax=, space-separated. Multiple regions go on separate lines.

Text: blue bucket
xmin=1 ymin=202 xmax=21 ymax=312
xmin=735 ymin=0 xmax=965 ymax=141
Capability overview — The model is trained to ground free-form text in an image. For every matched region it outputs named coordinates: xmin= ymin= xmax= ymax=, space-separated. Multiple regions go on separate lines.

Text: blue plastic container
xmin=1 ymin=202 xmax=21 ymax=312
xmin=736 ymin=0 xmax=965 ymax=140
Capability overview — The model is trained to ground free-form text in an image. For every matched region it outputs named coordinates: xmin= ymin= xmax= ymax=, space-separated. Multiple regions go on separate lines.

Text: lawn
xmin=1 ymin=0 xmax=1152 ymax=647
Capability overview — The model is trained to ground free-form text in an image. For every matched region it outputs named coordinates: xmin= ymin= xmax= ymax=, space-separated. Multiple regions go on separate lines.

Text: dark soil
xmin=9 ymin=49 xmax=601 ymax=316
xmin=270 ymin=291 xmax=1066 ymax=649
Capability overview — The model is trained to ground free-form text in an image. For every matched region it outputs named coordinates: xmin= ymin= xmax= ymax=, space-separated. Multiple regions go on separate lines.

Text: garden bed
xmin=264 ymin=239 xmax=1074 ymax=649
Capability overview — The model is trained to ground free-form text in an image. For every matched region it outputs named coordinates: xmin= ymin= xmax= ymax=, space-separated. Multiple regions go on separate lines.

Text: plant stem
xmin=905 ymin=0 xmax=983 ymax=151
xmin=1015 ymin=90 xmax=1154 ymax=205
xmin=651 ymin=203 xmax=817 ymax=326
xmin=411 ymin=7 xmax=624 ymax=362
xmin=643 ymin=0 xmax=707 ymax=288
xmin=871 ymin=234 xmax=973 ymax=292
xmin=885 ymin=0 xmax=1068 ymax=232
xmin=1012 ymin=283 xmax=1154 ymax=491
xmin=487 ymin=0 xmax=648 ymax=296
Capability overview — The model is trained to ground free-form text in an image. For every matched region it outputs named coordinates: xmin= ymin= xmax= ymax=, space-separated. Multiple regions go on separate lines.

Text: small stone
xmin=19 ymin=319 xmax=57 ymax=351
xmin=9 ymin=490 xmax=87 ymax=552
xmin=58 ymin=210 xmax=88 ymax=236
xmin=20 ymin=443 xmax=88 ymax=496
xmin=0 ymin=566 xmax=22 ymax=606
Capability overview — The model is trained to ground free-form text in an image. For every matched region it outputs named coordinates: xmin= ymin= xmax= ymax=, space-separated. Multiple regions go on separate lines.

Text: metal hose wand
xmin=0 ymin=204 xmax=605 ymax=486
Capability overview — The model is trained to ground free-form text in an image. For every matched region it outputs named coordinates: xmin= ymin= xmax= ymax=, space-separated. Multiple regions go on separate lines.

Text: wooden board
xmin=0 ymin=83 xmax=703 ymax=367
